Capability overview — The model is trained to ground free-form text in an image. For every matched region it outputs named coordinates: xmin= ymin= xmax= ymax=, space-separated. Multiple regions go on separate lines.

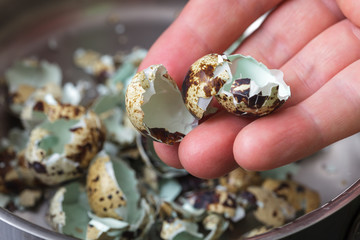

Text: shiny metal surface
xmin=0 ymin=0 xmax=359 ymax=239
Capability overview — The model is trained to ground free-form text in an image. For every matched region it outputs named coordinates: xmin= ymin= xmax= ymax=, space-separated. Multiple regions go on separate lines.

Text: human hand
xmin=138 ymin=0 xmax=360 ymax=179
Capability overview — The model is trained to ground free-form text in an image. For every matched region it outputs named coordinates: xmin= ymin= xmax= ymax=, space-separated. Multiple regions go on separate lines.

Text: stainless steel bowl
xmin=0 ymin=0 xmax=359 ymax=239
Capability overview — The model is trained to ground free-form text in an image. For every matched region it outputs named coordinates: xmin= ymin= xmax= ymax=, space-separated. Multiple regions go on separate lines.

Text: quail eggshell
xmin=74 ymin=49 xmax=115 ymax=77
xmin=216 ymin=54 xmax=291 ymax=116
xmin=160 ymin=217 xmax=203 ymax=240
xmin=86 ymin=217 xmax=128 ymax=240
xmin=246 ymin=186 xmax=296 ymax=227
xmin=22 ymin=94 xmax=86 ymax=126
xmin=182 ymin=54 xmax=231 ymax=119
xmin=86 ymin=152 xmax=144 ymax=226
xmin=219 ymin=168 xmax=262 ymax=193
xmin=47 ymin=186 xmax=66 ymax=232
xmin=25 ymin=111 xmax=105 ymax=185
xmin=262 ymin=179 xmax=320 ymax=213
xmin=126 ymin=64 xmax=197 ymax=144
xmin=5 ymin=59 xmax=62 ymax=115
xmin=203 ymin=214 xmax=229 ymax=240
xmin=47 ymin=181 xmax=90 ymax=239
xmin=86 ymin=154 xmax=128 ymax=220
xmin=86 ymin=198 xmax=154 ymax=240
xmin=0 ymin=129 xmax=38 ymax=189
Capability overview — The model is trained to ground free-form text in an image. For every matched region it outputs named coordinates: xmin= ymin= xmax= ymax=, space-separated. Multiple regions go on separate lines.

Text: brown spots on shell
xmin=33 ymin=101 xmax=45 ymax=112
xmin=182 ymin=54 xmax=230 ymax=119
xmin=262 ymin=179 xmax=320 ymax=214
xmin=86 ymin=155 xmax=127 ymax=220
xmin=184 ymin=189 xmax=237 ymax=218
xmin=147 ymin=128 xmax=185 ymax=145
xmin=46 ymin=104 xmax=85 ymax=122
xmin=125 ymin=72 xmax=146 ymax=132
xmin=247 ymin=186 xmax=296 ymax=227
xmin=217 ymin=84 xmax=285 ymax=117
xmin=65 ymin=111 xmax=106 ymax=169
xmin=219 ymin=168 xmax=262 ymax=193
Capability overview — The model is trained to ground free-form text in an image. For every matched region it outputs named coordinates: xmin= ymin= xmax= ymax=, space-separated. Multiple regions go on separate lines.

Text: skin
xmin=139 ymin=0 xmax=360 ymax=179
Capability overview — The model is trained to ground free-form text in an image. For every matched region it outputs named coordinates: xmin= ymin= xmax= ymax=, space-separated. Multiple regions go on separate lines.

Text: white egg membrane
xmin=141 ymin=66 xmax=197 ymax=135
xmin=219 ymin=55 xmax=290 ymax=102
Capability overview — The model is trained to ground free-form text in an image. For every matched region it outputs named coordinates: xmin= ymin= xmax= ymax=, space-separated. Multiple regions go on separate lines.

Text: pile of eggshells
xmin=0 ymin=50 xmax=322 ymax=240
xmin=126 ymin=54 xmax=291 ymax=144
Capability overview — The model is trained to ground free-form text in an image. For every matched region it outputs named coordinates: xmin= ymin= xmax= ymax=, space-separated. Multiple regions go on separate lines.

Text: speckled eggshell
xmin=25 ymin=128 xmax=84 ymax=185
xmin=65 ymin=111 xmax=106 ymax=168
xmin=24 ymin=111 xmax=105 ymax=185
xmin=247 ymin=186 xmax=296 ymax=227
xmin=45 ymin=103 xmax=86 ymax=122
xmin=86 ymin=223 xmax=103 ymax=240
xmin=216 ymin=55 xmax=290 ymax=117
xmin=262 ymin=179 xmax=320 ymax=213
xmin=219 ymin=168 xmax=262 ymax=193
xmin=86 ymin=155 xmax=127 ymax=220
xmin=216 ymin=80 xmax=283 ymax=117
xmin=47 ymin=187 xmax=66 ymax=231
xmin=125 ymin=70 xmax=147 ymax=133
xmin=182 ymin=54 xmax=231 ymax=119
xmin=207 ymin=190 xmax=237 ymax=218
xmin=126 ymin=64 xmax=194 ymax=144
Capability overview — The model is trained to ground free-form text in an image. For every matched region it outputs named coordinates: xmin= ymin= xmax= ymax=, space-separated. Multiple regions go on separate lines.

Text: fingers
xmin=147 ymin=0 xmax=359 ymax=178
xmin=153 ymin=142 xmax=182 ymax=169
xmin=178 ymin=111 xmax=251 ymax=179
xmin=177 ymin=19 xmax=360 ymax=176
xmin=233 ymin=19 xmax=360 ymax=170
xmin=336 ymin=0 xmax=360 ymax=26
xmin=139 ymin=0 xmax=284 ymax=85
xmin=234 ymin=59 xmax=360 ymax=171
xmin=283 ymin=20 xmax=360 ymax=105
xmin=237 ymin=0 xmax=344 ymax=68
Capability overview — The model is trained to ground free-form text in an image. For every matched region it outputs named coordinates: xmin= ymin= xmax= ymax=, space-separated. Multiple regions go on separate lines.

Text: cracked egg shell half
xmin=86 ymin=154 xmax=128 ymax=220
xmin=125 ymin=64 xmax=198 ymax=144
xmin=182 ymin=53 xmax=231 ymax=119
xmin=25 ymin=111 xmax=105 ymax=185
xmin=183 ymin=54 xmax=291 ymax=118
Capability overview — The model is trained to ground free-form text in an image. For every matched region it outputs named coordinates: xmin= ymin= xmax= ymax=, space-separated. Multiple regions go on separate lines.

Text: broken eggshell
xmin=182 ymin=54 xmax=231 ymax=119
xmin=86 ymin=152 xmax=154 ymax=239
xmin=126 ymin=53 xmax=290 ymax=144
xmin=24 ymin=111 xmax=105 ymax=185
xmin=5 ymin=59 xmax=62 ymax=115
xmin=86 ymin=153 xmax=128 ymax=220
xmin=21 ymin=94 xmax=86 ymax=130
xmin=216 ymin=54 xmax=291 ymax=117
xmin=47 ymin=181 xmax=90 ymax=239
xmin=125 ymin=64 xmax=198 ymax=144
xmin=182 ymin=53 xmax=291 ymax=118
